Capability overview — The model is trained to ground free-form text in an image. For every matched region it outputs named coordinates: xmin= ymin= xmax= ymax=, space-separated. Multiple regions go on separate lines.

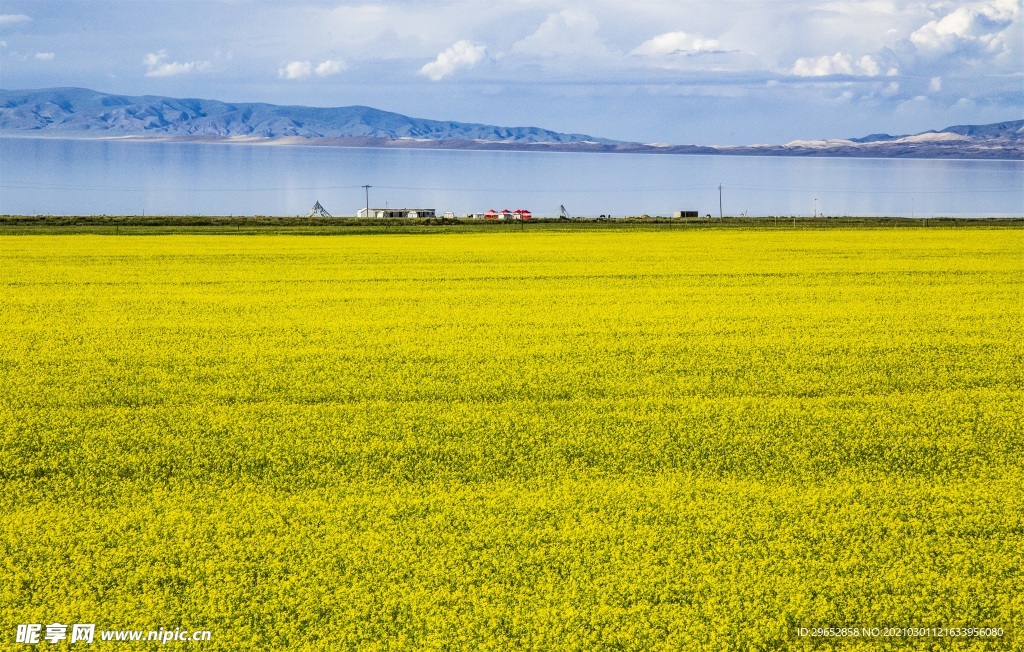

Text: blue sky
xmin=1 ymin=0 xmax=1021 ymax=144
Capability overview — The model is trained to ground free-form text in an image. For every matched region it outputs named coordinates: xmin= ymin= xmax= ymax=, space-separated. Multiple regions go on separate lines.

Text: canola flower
xmin=0 ymin=229 xmax=1022 ymax=650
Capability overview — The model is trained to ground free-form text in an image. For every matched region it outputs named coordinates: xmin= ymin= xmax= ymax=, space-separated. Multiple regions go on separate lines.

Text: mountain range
xmin=0 ymin=87 xmax=615 ymax=144
xmin=1 ymin=87 xmax=1021 ymax=159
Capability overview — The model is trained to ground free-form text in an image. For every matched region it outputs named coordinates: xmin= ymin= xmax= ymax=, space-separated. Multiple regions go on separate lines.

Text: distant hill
xmin=0 ymin=87 xmax=618 ymax=144
xmin=1 ymin=87 xmax=1020 ymax=159
xmin=850 ymin=120 xmax=1024 ymax=143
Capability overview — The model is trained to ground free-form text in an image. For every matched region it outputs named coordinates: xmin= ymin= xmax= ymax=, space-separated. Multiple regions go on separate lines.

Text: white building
xmin=357 ymin=208 xmax=436 ymax=218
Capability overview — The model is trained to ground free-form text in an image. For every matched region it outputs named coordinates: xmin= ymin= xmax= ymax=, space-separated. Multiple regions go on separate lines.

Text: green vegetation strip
xmin=1 ymin=230 xmax=1022 ymax=650
xmin=1 ymin=214 xmax=1022 ymax=235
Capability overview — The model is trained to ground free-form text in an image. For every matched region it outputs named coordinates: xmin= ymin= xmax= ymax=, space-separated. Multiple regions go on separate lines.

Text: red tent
xmin=484 ymin=209 xmax=498 ymax=220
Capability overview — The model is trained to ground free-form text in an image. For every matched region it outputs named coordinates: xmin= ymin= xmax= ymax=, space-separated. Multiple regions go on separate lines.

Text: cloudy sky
xmin=1 ymin=0 xmax=1021 ymax=144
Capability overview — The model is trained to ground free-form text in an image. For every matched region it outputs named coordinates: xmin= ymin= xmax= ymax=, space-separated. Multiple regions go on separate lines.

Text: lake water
xmin=1 ymin=136 xmax=1021 ymax=218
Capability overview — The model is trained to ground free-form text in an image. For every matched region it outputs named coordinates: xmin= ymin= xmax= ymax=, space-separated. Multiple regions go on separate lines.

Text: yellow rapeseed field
xmin=1 ymin=229 xmax=1022 ymax=650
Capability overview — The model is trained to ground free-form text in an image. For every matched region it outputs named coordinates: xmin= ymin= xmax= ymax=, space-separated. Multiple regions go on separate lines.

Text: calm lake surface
xmin=1 ymin=137 xmax=1021 ymax=217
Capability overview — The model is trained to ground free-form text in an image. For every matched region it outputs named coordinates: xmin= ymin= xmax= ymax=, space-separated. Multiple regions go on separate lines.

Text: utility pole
xmin=718 ymin=184 xmax=723 ymax=220
xmin=362 ymin=185 xmax=372 ymax=218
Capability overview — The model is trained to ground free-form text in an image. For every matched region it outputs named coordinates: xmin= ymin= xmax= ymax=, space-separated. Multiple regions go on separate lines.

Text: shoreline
xmin=2 ymin=132 xmax=1021 ymax=161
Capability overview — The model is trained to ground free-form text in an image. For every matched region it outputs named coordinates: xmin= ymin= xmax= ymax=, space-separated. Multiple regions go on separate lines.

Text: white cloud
xmin=929 ymin=76 xmax=943 ymax=92
xmin=311 ymin=4 xmax=485 ymax=60
xmin=314 ymin=59 xmax=346 ymax=76
xmin=511 ymin=9 xmax=607 ymax=58
xmin=792 ymin=52 xmax=885 ymax=76
xmin=631 ymin=31 xmax=721 ymax=57
xmin=857 ymin=54 xmax=881 ymax=76
xmin=909 ymin=3 xmax=1017 ymax=53
xmin=420 ymin=40 xmax=485 ymax=80
xmin=143 ymin=50 xmax=211 ymax=77
xmin=0 ymin=13 xmax=31 ymax=25
xmin=34 ymin=52 xmax=54 ymax=61
xmin=279 ymin=59 xmax=347 ymax=79
xmin=279 ymin=60 xmax=312 ymax=79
